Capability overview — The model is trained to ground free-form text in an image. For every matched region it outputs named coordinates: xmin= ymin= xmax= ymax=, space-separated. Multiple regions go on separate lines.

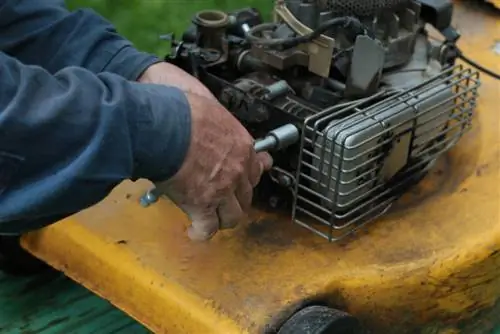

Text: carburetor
xmin=153 ymin=0 xmax=480 ymax=241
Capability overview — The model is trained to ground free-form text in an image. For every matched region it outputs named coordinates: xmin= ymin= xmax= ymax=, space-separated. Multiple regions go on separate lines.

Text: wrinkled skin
xmin=139 ymin=62 xmax=273 ymax=241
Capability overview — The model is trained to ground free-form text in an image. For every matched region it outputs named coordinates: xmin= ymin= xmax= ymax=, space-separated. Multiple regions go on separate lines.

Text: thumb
xmin=186 ymin=208 xmax=220 ymax=241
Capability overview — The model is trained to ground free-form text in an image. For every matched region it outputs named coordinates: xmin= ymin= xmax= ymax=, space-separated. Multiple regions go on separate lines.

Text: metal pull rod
xmin=253 ymin=123 xmax=299 ymax=153
xmin=140 ymin=124 xmax=300 ymax=207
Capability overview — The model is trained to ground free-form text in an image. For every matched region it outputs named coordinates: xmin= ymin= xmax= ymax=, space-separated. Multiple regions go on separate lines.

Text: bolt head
xmin=139 ymin=196 xmax=151 ymax=207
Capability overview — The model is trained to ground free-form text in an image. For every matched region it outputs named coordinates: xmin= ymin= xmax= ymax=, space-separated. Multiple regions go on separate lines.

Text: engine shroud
xmin=164 ymin=0 xmax=480 ymax=241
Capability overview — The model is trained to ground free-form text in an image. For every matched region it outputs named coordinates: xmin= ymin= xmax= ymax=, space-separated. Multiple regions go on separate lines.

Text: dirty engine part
xmin=159 ymin=0 xmax=480 ymax=241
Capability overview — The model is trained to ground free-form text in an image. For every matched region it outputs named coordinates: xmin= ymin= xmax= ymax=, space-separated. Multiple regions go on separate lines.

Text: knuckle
xmin=237 ymin=134 xmax=254 ymax=149
xmin=233 ymin=163 xmax=246 ymax=177
xmin=199 ymin=189 xmax=214 ymax=202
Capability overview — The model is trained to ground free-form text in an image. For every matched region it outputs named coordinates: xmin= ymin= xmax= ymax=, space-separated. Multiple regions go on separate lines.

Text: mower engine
xmin=162 ymin=0 xmax=480 ymax=241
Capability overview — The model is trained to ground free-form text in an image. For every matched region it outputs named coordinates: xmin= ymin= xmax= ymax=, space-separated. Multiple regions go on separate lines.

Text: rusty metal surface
xmin=21 ymin=2 xmax=500 ymax=334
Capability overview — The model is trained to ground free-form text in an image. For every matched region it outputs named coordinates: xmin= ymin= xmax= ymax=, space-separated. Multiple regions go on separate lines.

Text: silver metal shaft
xmin=253 ymin=123 xmax=299 ymax=152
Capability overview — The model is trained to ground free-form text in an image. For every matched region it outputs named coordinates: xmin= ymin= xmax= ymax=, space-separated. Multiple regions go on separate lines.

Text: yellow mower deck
xmin=20 ymin=3 xmax=500 ymax=333
xmin=486 ymin=0 xmax=500 ymax=9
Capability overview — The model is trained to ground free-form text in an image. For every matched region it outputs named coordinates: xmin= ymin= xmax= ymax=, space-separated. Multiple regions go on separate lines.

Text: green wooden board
xmin=0 ymin=271 xmax=149 ymax=334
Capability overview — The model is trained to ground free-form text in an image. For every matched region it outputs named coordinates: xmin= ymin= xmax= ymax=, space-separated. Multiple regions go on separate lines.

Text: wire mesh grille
xmin=319 ymin=0 xmax=411 ymax=16
xmin=291 ymin=64 xmax=480 ymax=241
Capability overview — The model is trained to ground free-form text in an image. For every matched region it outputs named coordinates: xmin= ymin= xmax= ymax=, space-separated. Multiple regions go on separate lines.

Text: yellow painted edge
xmin=486 ymin=0 xmax=500 ymax=8
xmin=22 ymin=210 xmax=500 ymax=332
xmin=21 ymin=220 xmax=246 ymax=334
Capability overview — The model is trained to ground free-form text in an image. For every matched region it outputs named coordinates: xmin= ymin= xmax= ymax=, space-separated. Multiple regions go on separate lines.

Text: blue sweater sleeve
xmin=0 ymin=0 xmax=159 ymax=80
xmin=0 ymin=52 xmax=191 ymax=233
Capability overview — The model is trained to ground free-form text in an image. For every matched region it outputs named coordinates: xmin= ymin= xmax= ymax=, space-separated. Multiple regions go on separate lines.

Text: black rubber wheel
xmin=277 ymin=305 xmax=365 ymax=334
xmin=0 ymin=235 xmax=52 ymax=276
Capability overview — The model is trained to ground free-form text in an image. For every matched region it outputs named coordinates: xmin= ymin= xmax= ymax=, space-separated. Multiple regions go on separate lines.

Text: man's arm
xmin=0 ymin=0 xmax=218 ymax=100
xmin=0 ymin=52 xmax=191 ymax=233
xmin=0 ymin=0 xmax=157 ymax=80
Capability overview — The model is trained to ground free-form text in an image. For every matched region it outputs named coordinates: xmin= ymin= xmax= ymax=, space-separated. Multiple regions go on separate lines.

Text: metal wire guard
xmin=291 ymin=65 xmax=480 ymax=241
xmin=319 ymin=0 xmax=411 ymax=16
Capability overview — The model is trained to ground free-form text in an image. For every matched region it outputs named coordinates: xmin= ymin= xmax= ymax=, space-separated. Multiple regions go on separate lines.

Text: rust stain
xmin=243 ymin=217 xmax=294 ymax=248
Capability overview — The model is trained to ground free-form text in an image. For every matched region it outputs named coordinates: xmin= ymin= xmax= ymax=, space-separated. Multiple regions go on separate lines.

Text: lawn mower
xmin=2 ymin=0 xmax=500 ymax=333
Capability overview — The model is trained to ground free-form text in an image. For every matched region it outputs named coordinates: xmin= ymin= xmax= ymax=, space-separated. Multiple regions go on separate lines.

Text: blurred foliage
xmin=65 ymin=0 xmax=273 ymax=56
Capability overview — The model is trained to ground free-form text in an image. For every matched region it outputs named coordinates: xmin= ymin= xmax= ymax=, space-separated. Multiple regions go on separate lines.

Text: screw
xmin=277 ymin=174 xmax=293 ymax=187
xmin=140 ymin=188 xmax=159 ymax=207
xmin=269 ymin=196 xmax=280 ymax=208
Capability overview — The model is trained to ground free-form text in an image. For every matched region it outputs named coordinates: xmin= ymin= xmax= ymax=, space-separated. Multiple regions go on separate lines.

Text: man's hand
xmin=138 ymin=62 xmax=216 ymax=101
xmin=155 ymin=93 xmax=273 ymax=241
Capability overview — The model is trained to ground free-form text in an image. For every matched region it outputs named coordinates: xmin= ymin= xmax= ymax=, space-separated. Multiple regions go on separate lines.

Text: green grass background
xmin=66 ymin=0 xmax=273 ymax=58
